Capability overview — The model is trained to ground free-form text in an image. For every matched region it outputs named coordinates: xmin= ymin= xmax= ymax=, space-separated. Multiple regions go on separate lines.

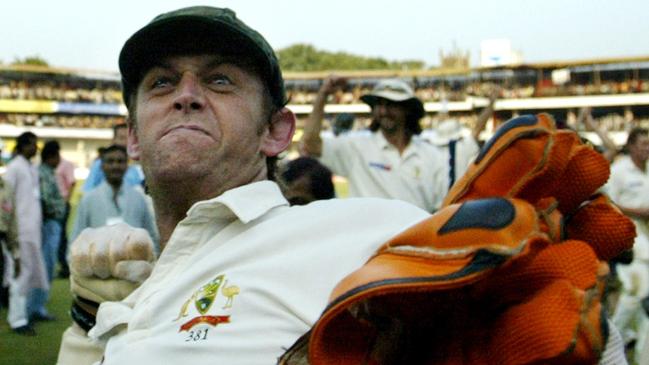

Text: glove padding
xmin=444 ymin=113 xmax=633 ymax=262
xmin=444 ymin=113 xmax=607 ymax=213
xmin=282 ymin=114 xmax=635 ymax=365
xmin=69 ymin=223 xmax=155 ymax=303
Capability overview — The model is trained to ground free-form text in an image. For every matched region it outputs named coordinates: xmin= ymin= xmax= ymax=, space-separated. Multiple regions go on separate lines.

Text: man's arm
xmin=300 ymin=75 xmax=347 ymax=157
xmin=577 ymin=107 xmax=619 ymax=162
xmin=472 ymin=88 xmax=499 ymax=142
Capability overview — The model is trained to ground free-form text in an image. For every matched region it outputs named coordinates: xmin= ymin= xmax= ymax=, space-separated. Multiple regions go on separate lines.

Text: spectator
xmin=0 ymin=138 xmax=33 ymax=335
xmin=332 ymin=113 xmax=355 ymax=136
xmin=83 ymin=123 xmax=145 ymax=192
xmin=55 ymin=152 xmax=76 ymax=278
xmin=72 ymin=144 xmax=158 ymax=252
xmin=421 ymin=89 xmax=497 ymax=188
xmin=4 ymin=132 xmax=52 ymax=326
xmin=301 ymin=77 xmax=447 ymax=212
xmin=0 ymin=137 xmax=6 ymax=308
xmin=38 ymin=140 xmax=66 ymax=288
xmin=279 ymin=157 xmax=335 ymax=205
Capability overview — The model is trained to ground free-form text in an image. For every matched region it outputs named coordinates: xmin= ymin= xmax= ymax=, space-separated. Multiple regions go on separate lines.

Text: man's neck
xmin=381 ymin=128 xmax=411 ymax=154
xmin=108 ymin=181 xmax=122 ymax=194
xmin=149 ymin=168 xmax=268 ymax=249
xmin=18 ymin=153 xmax=31 ymax=163
xmin=149 ymin=179 xmax=223 ymax=249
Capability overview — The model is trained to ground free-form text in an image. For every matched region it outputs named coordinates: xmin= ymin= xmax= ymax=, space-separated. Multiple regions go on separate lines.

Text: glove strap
xmin=70 ymin=297 xmax=100 ymax=333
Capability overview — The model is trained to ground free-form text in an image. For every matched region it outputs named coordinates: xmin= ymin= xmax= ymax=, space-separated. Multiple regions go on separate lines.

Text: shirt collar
xmin=185 ymin=180 xmax=289 ymax=224
xmin=622 ymin=155 xmax=649 ymax=175
xmin=372 ymin=131 xmax=392 ymax=150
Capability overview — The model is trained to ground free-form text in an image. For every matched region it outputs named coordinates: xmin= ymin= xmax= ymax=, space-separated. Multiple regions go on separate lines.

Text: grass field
xmin=0 ymin=277 xmax=71 ymax=365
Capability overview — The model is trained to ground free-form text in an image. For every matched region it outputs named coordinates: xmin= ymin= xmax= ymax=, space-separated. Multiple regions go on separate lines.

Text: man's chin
xmin=105 ymin=175 xmax=126 ymax=185
xmin=380 ymin=123 xmax=398 ymax=133
xmin=149 ymin=164 xmax=206 ymax=184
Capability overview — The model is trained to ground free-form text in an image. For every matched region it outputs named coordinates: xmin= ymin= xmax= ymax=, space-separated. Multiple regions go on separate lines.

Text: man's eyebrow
xmin=147 ymin=61 xmax=174 ymax=72
xmin=203 ymin=58 xmax=237 ymax=71
xmin=146 ymin=58 xmax=234 ymax=74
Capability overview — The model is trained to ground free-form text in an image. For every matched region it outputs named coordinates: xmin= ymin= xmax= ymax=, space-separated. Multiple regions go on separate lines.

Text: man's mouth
xmin=163 ymin=125 xmax=210 ymax=137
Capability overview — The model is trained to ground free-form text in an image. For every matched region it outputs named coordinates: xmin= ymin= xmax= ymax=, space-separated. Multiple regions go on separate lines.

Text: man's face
xmin=22 ymin=138 xmax=37 ymax=159
xmin=629 ymin=134 xmax=649 ymax=163
xmin=372 ymin=99 xmax=408 ymax=133
xmin=128 ymin=54 xmax=283 ymax=195
xmin=101 ymin=149 xmax=128 ymax=186
xmin=46 ymin=154 xmax=60 ymax=168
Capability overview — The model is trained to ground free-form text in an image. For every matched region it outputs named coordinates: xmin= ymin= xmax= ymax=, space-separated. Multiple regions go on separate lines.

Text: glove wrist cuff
xmin=71 ymin=297 xmax=100 ymax=333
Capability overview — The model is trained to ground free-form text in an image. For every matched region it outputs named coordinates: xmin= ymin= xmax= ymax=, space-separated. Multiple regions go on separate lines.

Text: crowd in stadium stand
xmin=0 ymin=71 xmax=647 ymax=131
xmin=287 ymin=79 xmax=649 ymax=105
xmin=0 ymin=79 xmax=122 ymax=103
xmin=1 ymin=77 xmax=647 ymax=106
xmin=0 ymin=113 xmax=124 ymax=129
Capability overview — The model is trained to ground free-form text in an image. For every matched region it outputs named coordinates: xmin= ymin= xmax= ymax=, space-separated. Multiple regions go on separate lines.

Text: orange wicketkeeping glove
xmin=279 ymin=113 xmax=635 ymax=365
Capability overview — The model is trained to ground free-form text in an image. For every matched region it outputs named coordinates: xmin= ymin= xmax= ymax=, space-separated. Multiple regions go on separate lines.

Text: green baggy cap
xmin=119 ymin=6 xmax=286 ymax=109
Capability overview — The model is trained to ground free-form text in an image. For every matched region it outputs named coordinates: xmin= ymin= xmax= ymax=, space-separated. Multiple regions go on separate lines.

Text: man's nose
xmin=173 ymin=73 xmax=205 ymax=112
xmin=374 ymin=104 xmax=387 ymax=116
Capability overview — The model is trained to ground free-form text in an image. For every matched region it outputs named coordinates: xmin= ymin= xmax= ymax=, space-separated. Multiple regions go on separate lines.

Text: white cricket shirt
xmin=320 ymin=131 xmax=448 ymax=212
xmin=90 ymin=181 xmax=429 ymax=365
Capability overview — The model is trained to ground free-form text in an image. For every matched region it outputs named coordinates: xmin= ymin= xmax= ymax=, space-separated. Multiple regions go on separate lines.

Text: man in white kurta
xmin=3 ymin=132 xmax=48 ymax=330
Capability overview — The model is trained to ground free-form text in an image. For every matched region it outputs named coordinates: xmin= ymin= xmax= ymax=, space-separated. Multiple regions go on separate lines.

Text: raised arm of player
xmin=578 ymin=106 xmax=619 ymax=162
xmin=299 ymin=75 xmax=347 ymax=157
xmin=472 ymin=87 xmax=499 ymax=142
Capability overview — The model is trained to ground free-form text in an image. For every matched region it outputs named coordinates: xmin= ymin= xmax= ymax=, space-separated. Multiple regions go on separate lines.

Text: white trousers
xmin=1 ymin=243 xmax=28 ymax=328
xmin=612 ymin=291 xmax=649 ymax=363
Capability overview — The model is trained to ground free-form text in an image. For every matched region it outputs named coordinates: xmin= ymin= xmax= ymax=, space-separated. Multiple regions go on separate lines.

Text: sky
xmin=2 ymin=0 xmax=648 ymax=72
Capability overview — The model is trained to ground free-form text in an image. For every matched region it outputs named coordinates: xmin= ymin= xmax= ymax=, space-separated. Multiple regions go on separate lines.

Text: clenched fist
xmin=69 ymin=223 xmax=156 ymax=303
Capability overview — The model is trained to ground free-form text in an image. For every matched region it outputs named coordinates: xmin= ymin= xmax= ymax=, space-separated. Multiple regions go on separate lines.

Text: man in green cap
xmin=58 ymin=6 xmax=429 ymax=364
xmin=59 ymin=6 xmax=627 ymax=365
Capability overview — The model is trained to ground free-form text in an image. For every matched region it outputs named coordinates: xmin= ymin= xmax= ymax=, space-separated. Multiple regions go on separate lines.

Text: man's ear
xmin=127 ymin=117 xmax=141 ymax=161
xmin=261 ymin=107 xmax=296 ymax=157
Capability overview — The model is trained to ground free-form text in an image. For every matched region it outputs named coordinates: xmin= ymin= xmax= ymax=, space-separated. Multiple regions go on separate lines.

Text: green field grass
xmin=0 ymin=277 xmax=72 ymax=365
